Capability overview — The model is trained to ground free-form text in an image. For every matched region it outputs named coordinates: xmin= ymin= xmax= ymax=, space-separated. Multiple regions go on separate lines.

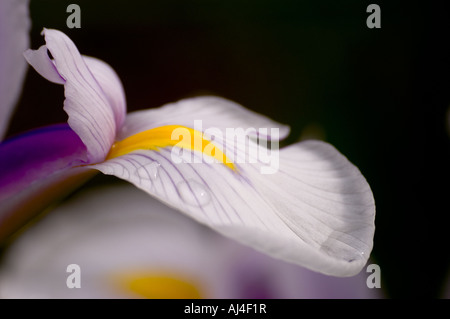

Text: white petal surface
xmin=119 ymin=96 xmax=290 ymax=141
xmin=27 ymin=29 xmax=126 ymax=163
xmin=0 ymin=0 xmax=30 ymax=139
xmin=23 ymin=45 xmax=65 ymax=84
xmin=24 ymin=43 xmax=127 ymax=134
xmin=93 ymin=105 xmax=375 ymax=277
xmin=83 ymin=56 xmax=126 ymax=132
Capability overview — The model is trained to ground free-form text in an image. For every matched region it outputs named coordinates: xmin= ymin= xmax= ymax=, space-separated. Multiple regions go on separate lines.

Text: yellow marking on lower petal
xmin=106 ymin=125 xmax=235 ymax=170
xmin=112 ymin=271 xmax=203 ymax=299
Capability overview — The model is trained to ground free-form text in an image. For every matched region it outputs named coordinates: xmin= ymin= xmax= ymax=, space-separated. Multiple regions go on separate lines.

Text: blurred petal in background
xmin=0 ymin=179 xmax=383 ymax=299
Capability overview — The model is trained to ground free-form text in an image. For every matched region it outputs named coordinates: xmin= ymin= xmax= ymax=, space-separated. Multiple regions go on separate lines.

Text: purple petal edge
xmin=0 ymin=123 xmax=97 ymax=242
xmin=0 ymin=123 xmax=88 ymax=200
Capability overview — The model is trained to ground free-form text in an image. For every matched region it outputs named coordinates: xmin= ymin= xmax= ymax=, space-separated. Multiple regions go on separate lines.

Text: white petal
xmin=27 ymin=29 xmax=126 ymax=163
xmin=0 ymin=0 xmax=30 ymax=139
xmin=23 ymin=45 xmax=65 ymax=84
xmin=119 ymin=96 xmax=290 ymax=141
xmin=83 ymin=56 xmax=126 ymax=132
xmin=24 ymin=45 xmax=127 ymax=138
xmin=92 ymin=128 xmax=375 ymax=276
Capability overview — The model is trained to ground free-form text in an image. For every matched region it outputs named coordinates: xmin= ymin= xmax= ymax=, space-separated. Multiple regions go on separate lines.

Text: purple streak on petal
xmin=0 ymin=123 xmax=88 ymax=200
xmin=83 ymin=56 xmax=126 ymax=133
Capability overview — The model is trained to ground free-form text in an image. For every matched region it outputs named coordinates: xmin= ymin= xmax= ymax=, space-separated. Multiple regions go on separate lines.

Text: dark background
xmin=5 ymin=0 xmax=448 ymax=298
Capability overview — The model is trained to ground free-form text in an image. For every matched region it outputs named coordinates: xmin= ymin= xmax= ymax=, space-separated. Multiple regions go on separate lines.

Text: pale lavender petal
xmin=119 ymin=96 xmax=290 ymax=141
xmin=0 ymin=0 xmax=31 ymax=139
xmin=0 ymin=124 xmax=95 ymax=241
xmin=93 ymin=132 xmax=375 ymax=277
xmin=83 ymin=56 xmax=126 ymax=133
xmin=225 ymin=246 xmax=384 ymax=298
xmin=27 ymin=29 xmax=122 ymax=163
xmin=94 ymin=98 xmax=375 ymax=276
xmin=25 ymin=42 xmax=127 ymax=135
xmin=23 ymin=45 xmax=65 ymax=84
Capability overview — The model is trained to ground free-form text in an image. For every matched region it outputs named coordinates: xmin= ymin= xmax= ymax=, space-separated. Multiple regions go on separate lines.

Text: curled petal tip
xmin=27 ymin=29 xmax=127 ymax=163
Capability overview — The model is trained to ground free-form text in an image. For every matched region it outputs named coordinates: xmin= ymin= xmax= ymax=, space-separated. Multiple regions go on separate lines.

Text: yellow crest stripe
xmin=106 ymin=125 xmax=235 ymax=171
